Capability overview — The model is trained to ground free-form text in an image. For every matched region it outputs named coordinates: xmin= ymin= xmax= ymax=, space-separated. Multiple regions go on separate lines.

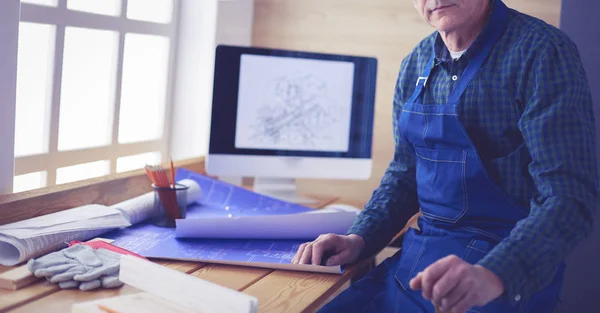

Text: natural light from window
xmin=13 ymin=171 xmax=48 ymax=193
xmin=14 ymin=22 xmax=55 ymax=157
xmin=58 ymin=27 xmax=118 ymax=151
xmin=116 ymin=151 xmax=162 ymax=173
xmin=118 ymin=33 xmax=170 ymax=144
xmin=21 ymin=0 xmax=57 ymax=7
xmin=56 ymin=160 xmax=110 ymax=185
xmin=14 ymin=0 xmax=178 ymax=193
xmin=67 ymin=0 xmax=121 ymax=16
xmin=127 ymin=0 xmax=172 ymax=24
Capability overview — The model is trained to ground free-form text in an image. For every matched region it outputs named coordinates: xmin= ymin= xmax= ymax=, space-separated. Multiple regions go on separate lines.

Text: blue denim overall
xmin=318 ymin=1 xmax=565 ymax=312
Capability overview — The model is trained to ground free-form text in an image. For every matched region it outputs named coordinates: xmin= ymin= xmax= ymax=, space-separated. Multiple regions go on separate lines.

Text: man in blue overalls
xmin=292 ymin=0 xmax=598 ymax=312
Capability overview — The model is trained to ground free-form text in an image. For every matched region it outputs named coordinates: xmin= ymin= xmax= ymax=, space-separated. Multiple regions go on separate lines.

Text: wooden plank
xmin=242 ymin=259 xmax=372 ymax=313
xmin=0 ymin=158 xmax=205 ymax=226
xmin=0 ymin=281 xmax=59 ymax=313
xmin=2 ymin=260 xmax=204 ymax=313
xmin=119 ymin=256 xmax=258 ymax=313
xmin=72 ymin=292 xmax=197 ymax=313
xmin=190 ymin=264 xmax=273 ymax=291
xmin=0 ymin=265 xmax=38 ymax=290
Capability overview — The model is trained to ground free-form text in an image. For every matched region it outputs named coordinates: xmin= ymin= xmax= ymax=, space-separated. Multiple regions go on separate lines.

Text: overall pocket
xmin=414 ymin=147 xmax=468 ymax=223
xmin=394 ymin=233 xmax=519 ymax=313
xmin=463 ymin=239 xmax=522 ymax=313
xmin=393 ymin=229 xmax=472 ymax=291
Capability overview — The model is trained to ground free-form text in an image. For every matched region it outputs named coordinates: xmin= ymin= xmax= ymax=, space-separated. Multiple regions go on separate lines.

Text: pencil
xmin=97 ymin=304 xmax=121 ymax=313
xmin=170 ymin=158 xmax=175 ymax=186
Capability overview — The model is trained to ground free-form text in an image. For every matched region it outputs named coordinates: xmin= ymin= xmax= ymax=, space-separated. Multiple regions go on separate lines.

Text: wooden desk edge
xmin=300 ymin=257 xmax=374 ymax=313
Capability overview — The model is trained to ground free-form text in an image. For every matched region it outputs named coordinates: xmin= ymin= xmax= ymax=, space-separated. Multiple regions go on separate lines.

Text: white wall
xmin=170 ymin=0 xmax=254 ymax=161
xmin=0 ymin=0 xmax=19 ymax=194
xmin=216 ymin=0 xmax=255 ymax=46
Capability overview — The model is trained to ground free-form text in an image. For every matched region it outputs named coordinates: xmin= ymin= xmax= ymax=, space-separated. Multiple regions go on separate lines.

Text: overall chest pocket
xmin=414 ymin=147 xmax=468 ymax=223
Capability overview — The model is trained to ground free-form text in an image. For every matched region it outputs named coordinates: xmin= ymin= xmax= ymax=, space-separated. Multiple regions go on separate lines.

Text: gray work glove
xmin=27 ymin=244 xmax=123 ymax=291
xmin=53 ymin=271 xmax=123 ymax=291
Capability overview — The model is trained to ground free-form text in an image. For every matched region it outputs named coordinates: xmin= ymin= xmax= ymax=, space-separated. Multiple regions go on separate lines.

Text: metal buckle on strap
xmin=416 ymin=76 xmax=428 ymax=87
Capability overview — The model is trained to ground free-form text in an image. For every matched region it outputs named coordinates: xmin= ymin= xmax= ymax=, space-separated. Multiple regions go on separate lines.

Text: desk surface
xmin=0 ymin=193 xmax=372 ymax=313
xmin=0 ymin=257 xmax=371 ymax=313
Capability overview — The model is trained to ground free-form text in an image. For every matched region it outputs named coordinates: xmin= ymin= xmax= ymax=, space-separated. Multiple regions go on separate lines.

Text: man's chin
xmin=430 ymin=18 xmax=462 ymax=33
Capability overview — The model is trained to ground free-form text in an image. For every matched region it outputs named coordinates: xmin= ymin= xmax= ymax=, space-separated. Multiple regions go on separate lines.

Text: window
xmin=14 ymin=0 xmax=179 ymax=191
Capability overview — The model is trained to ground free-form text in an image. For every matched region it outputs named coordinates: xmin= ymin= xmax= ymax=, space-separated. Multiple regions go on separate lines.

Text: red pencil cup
xmin=151 ymin=183 xmax=189 ymax=227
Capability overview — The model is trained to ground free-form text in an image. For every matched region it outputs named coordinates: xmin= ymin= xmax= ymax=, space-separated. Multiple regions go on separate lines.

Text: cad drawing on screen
xmin=246 ymin=72 xmax=343 ymax=150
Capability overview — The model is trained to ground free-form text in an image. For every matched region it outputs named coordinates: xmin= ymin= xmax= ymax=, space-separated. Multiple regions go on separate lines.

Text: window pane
xmin=67 ymin=0 xmax=121 ymax=16
xmin=15 ymin=23 xmax=55 ymax=157
xmin=13 ymin=171 xmax=47 ymax=193
xmin=127 ymin=0 xmax=172 ymax=24
xmin=56 ymin=160 xmax=110 ymax=185
xmin=58 ymin=27 xmax=118 ymax=151
xmin=21 ymin=0 xmax=57 ymax=6
xmin=116 ymin=151 xmax=161 ymax=173
xmin=118 ymin=34 xmax=169 ymax=144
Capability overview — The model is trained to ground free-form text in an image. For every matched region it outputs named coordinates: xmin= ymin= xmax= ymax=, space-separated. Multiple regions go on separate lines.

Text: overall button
xmin=452 ymin=75 xmax=458 ymax=81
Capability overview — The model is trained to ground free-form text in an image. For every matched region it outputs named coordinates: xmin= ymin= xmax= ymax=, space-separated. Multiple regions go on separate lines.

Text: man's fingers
xmin=421 ymin=255 xmax=461 ymax=300
xmin=312 ymin=235 xmax=338 ymax=265
xmin=311 ymin=241 xmax=326 ymax=265
xmin=292 ymin=243 xmax=308 ymax=264
xmin=409 ymin=272 xmax=423 ymax=291
xmin=299 ymin=243 xmax=314 ymax=264
xmin=438 ymin=273 xmax=471 ymax=312
xmin=325 ymin=249 xmax=350 ymax=266
xmin=431 ymin=260 xmax=466 ymax=304
xmin=448 ymin=291 xmax=476 ymax=313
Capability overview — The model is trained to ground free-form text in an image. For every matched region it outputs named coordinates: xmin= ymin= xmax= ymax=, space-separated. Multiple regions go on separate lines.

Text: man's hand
xmin=291 ymin=234 xmax=365 ymax=266
xmin=409 ymin=255 xmax=504 ymax=313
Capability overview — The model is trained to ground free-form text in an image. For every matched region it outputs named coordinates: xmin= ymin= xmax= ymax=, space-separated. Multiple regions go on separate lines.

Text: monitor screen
xmin=208 ymin=45 xmax=377 ymax=180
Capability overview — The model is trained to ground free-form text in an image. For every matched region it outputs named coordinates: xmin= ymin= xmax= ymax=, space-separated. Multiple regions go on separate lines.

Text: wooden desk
xmin=0 ymin=158 xmax=375 ymax=313
xmin=0 ymin=258 xmax=372 ymax=313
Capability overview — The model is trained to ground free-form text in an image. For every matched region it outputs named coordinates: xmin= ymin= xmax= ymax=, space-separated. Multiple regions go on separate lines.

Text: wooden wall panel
xmin=252 ymin=0 xmax=562 ymax=207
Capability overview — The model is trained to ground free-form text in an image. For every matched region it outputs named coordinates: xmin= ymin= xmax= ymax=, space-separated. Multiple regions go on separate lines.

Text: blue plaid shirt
xmin=348 ymin=3 xmax=598 ymax=305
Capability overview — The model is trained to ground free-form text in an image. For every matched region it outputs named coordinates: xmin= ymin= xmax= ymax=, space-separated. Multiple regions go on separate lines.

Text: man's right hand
xmin=291 ymin=233 xmax=365 ymax=266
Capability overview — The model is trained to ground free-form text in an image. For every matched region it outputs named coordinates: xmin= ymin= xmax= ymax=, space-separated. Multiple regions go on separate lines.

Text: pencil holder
xmin=151 ymin=183 xmax=189 ymax=227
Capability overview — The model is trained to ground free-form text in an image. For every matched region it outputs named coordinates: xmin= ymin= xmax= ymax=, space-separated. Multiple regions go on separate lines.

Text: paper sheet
xmin=0 ymin=206 xmax=131 ymax=239
xmin=0 ymin=179 xmax=203 ymax=266
xmin=103 ymin=222 xmax=343 ymax=274
xmin=0 ymin=228 xmax=110 ymax=266
xmin=176 ymin=210 xmax=357 ymax=239
xmin=112 ymin=178 xmax=202 ymax=225
xmin=175 ymin=169 xmax=314 ymax=218
xmin=0 ymin=205 xmax=125 ymax=231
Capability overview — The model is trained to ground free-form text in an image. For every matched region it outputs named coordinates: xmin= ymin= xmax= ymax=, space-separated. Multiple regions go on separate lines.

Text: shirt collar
xmin=434 ymin=0 xmax=500 ymax=63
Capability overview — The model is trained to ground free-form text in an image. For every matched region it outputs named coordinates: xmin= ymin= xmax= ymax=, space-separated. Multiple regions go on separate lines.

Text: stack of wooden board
xmin=71 ymin=255 xmax=258 ymax=313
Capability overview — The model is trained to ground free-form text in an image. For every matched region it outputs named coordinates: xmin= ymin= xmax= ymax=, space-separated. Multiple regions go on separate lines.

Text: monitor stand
xmin=253 ymin=177 xmax=319 ymax=205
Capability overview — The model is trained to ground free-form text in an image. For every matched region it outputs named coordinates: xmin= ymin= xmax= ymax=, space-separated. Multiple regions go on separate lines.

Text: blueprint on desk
xmin=173 ymin=168 xmax=358 ymax=239
xmin=102 ymin=221 xmax=343 ymax=274
xmin=176 ymin=168 xmax=314 ymax=218
xmin=100 ymin=168 xmax=348 ymax=274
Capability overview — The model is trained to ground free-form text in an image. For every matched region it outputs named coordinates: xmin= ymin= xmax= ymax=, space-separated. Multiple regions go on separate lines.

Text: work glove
xmin=27 ymin=244 xmax=124 ymax=291
xmin=54 ymin=271 xmax=122 ymax=291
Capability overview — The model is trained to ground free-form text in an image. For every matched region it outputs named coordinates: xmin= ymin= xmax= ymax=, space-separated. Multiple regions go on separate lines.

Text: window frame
xmin=14 ymin=0 xmax=181 ymax=188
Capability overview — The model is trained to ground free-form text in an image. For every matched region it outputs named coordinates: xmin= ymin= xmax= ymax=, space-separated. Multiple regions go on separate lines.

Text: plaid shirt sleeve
xmin=346 ymin=59 xmax=421 ymax=258
xmin=478 ymin=38 xmax=599 ymax=305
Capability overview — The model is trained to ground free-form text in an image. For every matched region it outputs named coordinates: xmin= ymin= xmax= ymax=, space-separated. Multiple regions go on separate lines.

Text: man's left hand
xmin=409 ymin=255 xmax=504 ymax=313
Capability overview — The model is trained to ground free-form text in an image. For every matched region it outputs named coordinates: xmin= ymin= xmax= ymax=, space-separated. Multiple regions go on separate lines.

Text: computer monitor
xmin=207 ymin=45 xmax=377 ymax=203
